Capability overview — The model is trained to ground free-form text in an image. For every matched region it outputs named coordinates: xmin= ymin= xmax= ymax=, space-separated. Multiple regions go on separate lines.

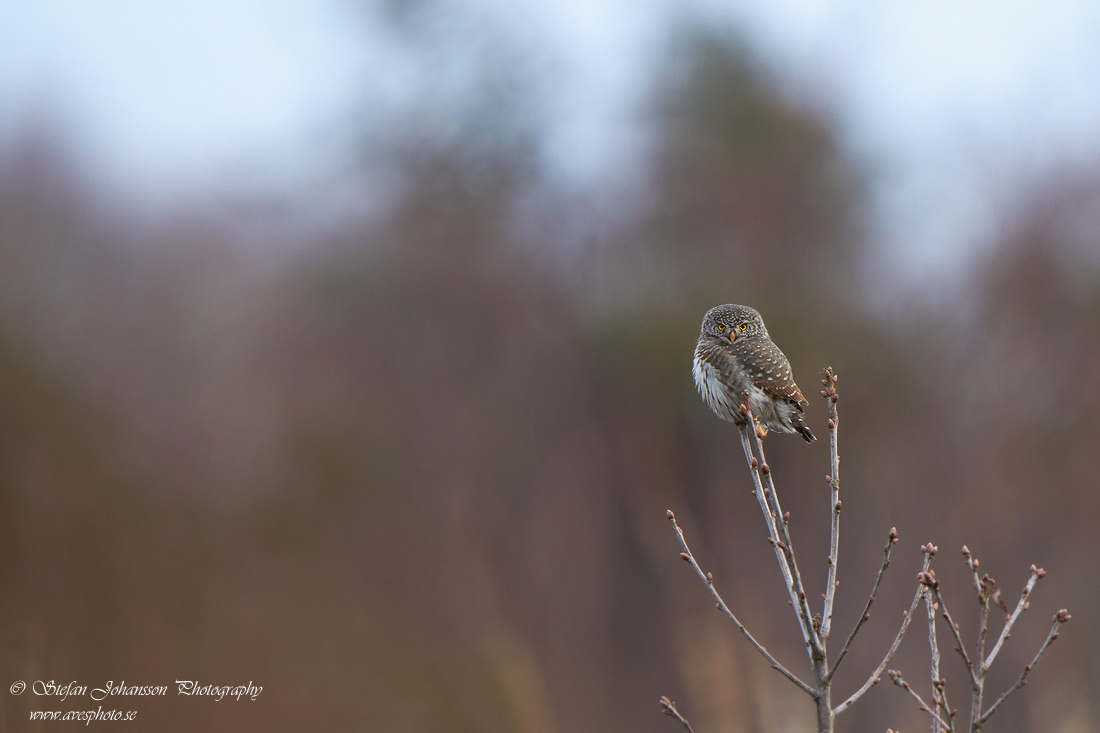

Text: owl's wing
xmin=742 ymin=341 xmax=809 ymax=409
xmin=756 ymin=377 xmax=808 ymax=410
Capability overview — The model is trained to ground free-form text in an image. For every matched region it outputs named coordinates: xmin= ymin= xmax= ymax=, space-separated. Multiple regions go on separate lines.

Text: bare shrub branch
xmin=983 ymin=565 xmax=1044 ymax=672
xmin=821 ymin=367 xmax=841 ymax=641
xmin=659 ymin=696 xmax=696 ymax=733
xmin=888 ymin=670 xmax=951 ymax=732
xmin=924 ymin=582 xmax=954 ymax=733
xmin=739 ymin=423 xmax=822 ymax=657
xmin=980 ymin=610 xmax=1070 ymax=725
xmin=666 ymin=510 xmax=815 ymax=696
xmin=898 ymin=549 xmax=1069 ymax=732
xmin=924 ymin=576 xmax=978 ymax=686
xmin=661 ymin=367 xmax=1068 ymax=733
xmin=835 ymin=549 xmax=932 ymax=716
xmin=827 ymin=526 xmax=898 ymax=682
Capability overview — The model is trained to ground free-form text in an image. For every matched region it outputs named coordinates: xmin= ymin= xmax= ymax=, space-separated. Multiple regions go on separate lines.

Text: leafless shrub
xmin=661 ymin=368 xmax=1068 ymax=732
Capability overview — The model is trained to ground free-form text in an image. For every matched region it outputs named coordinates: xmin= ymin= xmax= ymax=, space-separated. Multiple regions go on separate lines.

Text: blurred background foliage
xmin=1 ymin=4 xmax=1098 ymax=732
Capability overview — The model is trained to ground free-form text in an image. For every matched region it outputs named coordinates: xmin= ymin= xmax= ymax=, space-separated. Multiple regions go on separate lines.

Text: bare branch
xmin=980 ymin=611 xmax=1070 ymax=725
xmin=737 ymin=422 xmax=821 ymax=657
xmin=666 ymin=364 xmax=1071 ymax=733
xmin=821 ymin=367 xmax=841 ymax=641
xmin=973 ymin=570 xmax=992 ymax=723
xmin=888 ymin=670 xmax=951 ymax=732
xmin=745 ymin=419 xmax=825 ymax=659
xmin=938 ymin=681 xmax=954 ymax=733
xmin=961 ymin=545 xmax=982 ymax=597
xmin=667 ymin=511 xmax=815 ymax=696
xmin=959 ymin=545 xmax=993 ymax=724
xmin=834 ymin=551 xmax=932 ymax=716
xmin=924 ymin=585 xmax=953 ymax=733
xmin=983 ymin=566 xmax=1043 ymax=672
xmin=976 ymin=593 xmax=990 ymax=679
xmin=827 ymin=527 xmax=898 ymax=682
xmin=659 ymin=696 xmax=696 ymax=733
xmin=926 ymin=581 xmax=978 ymax=687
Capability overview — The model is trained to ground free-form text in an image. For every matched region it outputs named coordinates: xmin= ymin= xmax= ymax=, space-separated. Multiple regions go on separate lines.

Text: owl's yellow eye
xmin=716 ymin=324 xmax=725 ymax=331
xmin=739 ymin=324 xmax=748 ymax=331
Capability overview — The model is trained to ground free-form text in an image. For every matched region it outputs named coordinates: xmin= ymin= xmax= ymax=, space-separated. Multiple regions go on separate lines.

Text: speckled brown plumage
xmin=693 ymin=304 xmax=815 ymax=442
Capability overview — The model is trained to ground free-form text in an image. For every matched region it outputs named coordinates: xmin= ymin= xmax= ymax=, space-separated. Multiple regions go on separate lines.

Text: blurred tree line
xmin=0 ymin=15 xmax=1097 ymax=733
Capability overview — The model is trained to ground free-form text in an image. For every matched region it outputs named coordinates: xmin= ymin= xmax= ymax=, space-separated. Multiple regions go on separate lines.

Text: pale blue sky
xmin=3 ymin=0 xmax=1100 ymax=275
xmin=1 ymin=0 xmax=369 ymax=197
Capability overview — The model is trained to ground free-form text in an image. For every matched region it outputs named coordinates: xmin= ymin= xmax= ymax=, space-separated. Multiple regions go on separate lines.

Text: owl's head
xmin=701 ymin=304 xmax=768 ymax=342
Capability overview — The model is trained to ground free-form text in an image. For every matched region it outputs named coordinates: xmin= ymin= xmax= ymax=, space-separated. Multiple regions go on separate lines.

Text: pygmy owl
xmin=693 ymin=304 xmax=816 ymax=442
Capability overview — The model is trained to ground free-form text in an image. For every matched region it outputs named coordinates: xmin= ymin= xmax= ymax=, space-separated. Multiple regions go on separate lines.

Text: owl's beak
xmin=727 ymin=331 xmax=737 ymax=342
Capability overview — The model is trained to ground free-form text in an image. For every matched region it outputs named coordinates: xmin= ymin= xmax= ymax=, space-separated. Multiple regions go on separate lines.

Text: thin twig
xmin=961 ymin=546 xmax=982 ymax=600
xmin=973 ymin=577 xmax=991 ymax=725
xmin=834 ymin=551 xmax=933 ymax=716
xmin=926 ymin=583 xmax=978 ymax=687
xmin=938 ymin=681 xmax=954 ymax=733
xmin=983 ymin=566 xmax=1043 ymax=672
xmin=925 ymin=585 xmax=953 ymax=733
xmin=667 ymin=511 xmax=815 ymax=696
xmin=827 ymin=527 xmax=898 ymax=682
xmin=821 ymin=367 xmax=841 ymax=641
xmin=980 ymin=610 xmax=1070 ymax=725
xmin=976 ymin=589 xmax=994 ymax=699
xmin=963 ymin=543 xmax=989 ymax=727
xmin=737 ymin=422 xmax=819 ymax=656
xmin=746 ymin=420 xmax=824 ymax=659
xmin=888 ymin=670 xmax=952 ymax=731
xmin=659 ymin=696 xmax=696 ymax=733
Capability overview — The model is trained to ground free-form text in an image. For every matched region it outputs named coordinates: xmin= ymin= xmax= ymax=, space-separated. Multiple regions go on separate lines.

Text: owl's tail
xmin=795 ymin=420 xmax=816 ymax=443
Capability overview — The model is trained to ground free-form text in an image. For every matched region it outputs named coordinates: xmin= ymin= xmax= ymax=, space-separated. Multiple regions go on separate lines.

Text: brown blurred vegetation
xmin=0 ymin=22 xmax=1098 ymax=733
